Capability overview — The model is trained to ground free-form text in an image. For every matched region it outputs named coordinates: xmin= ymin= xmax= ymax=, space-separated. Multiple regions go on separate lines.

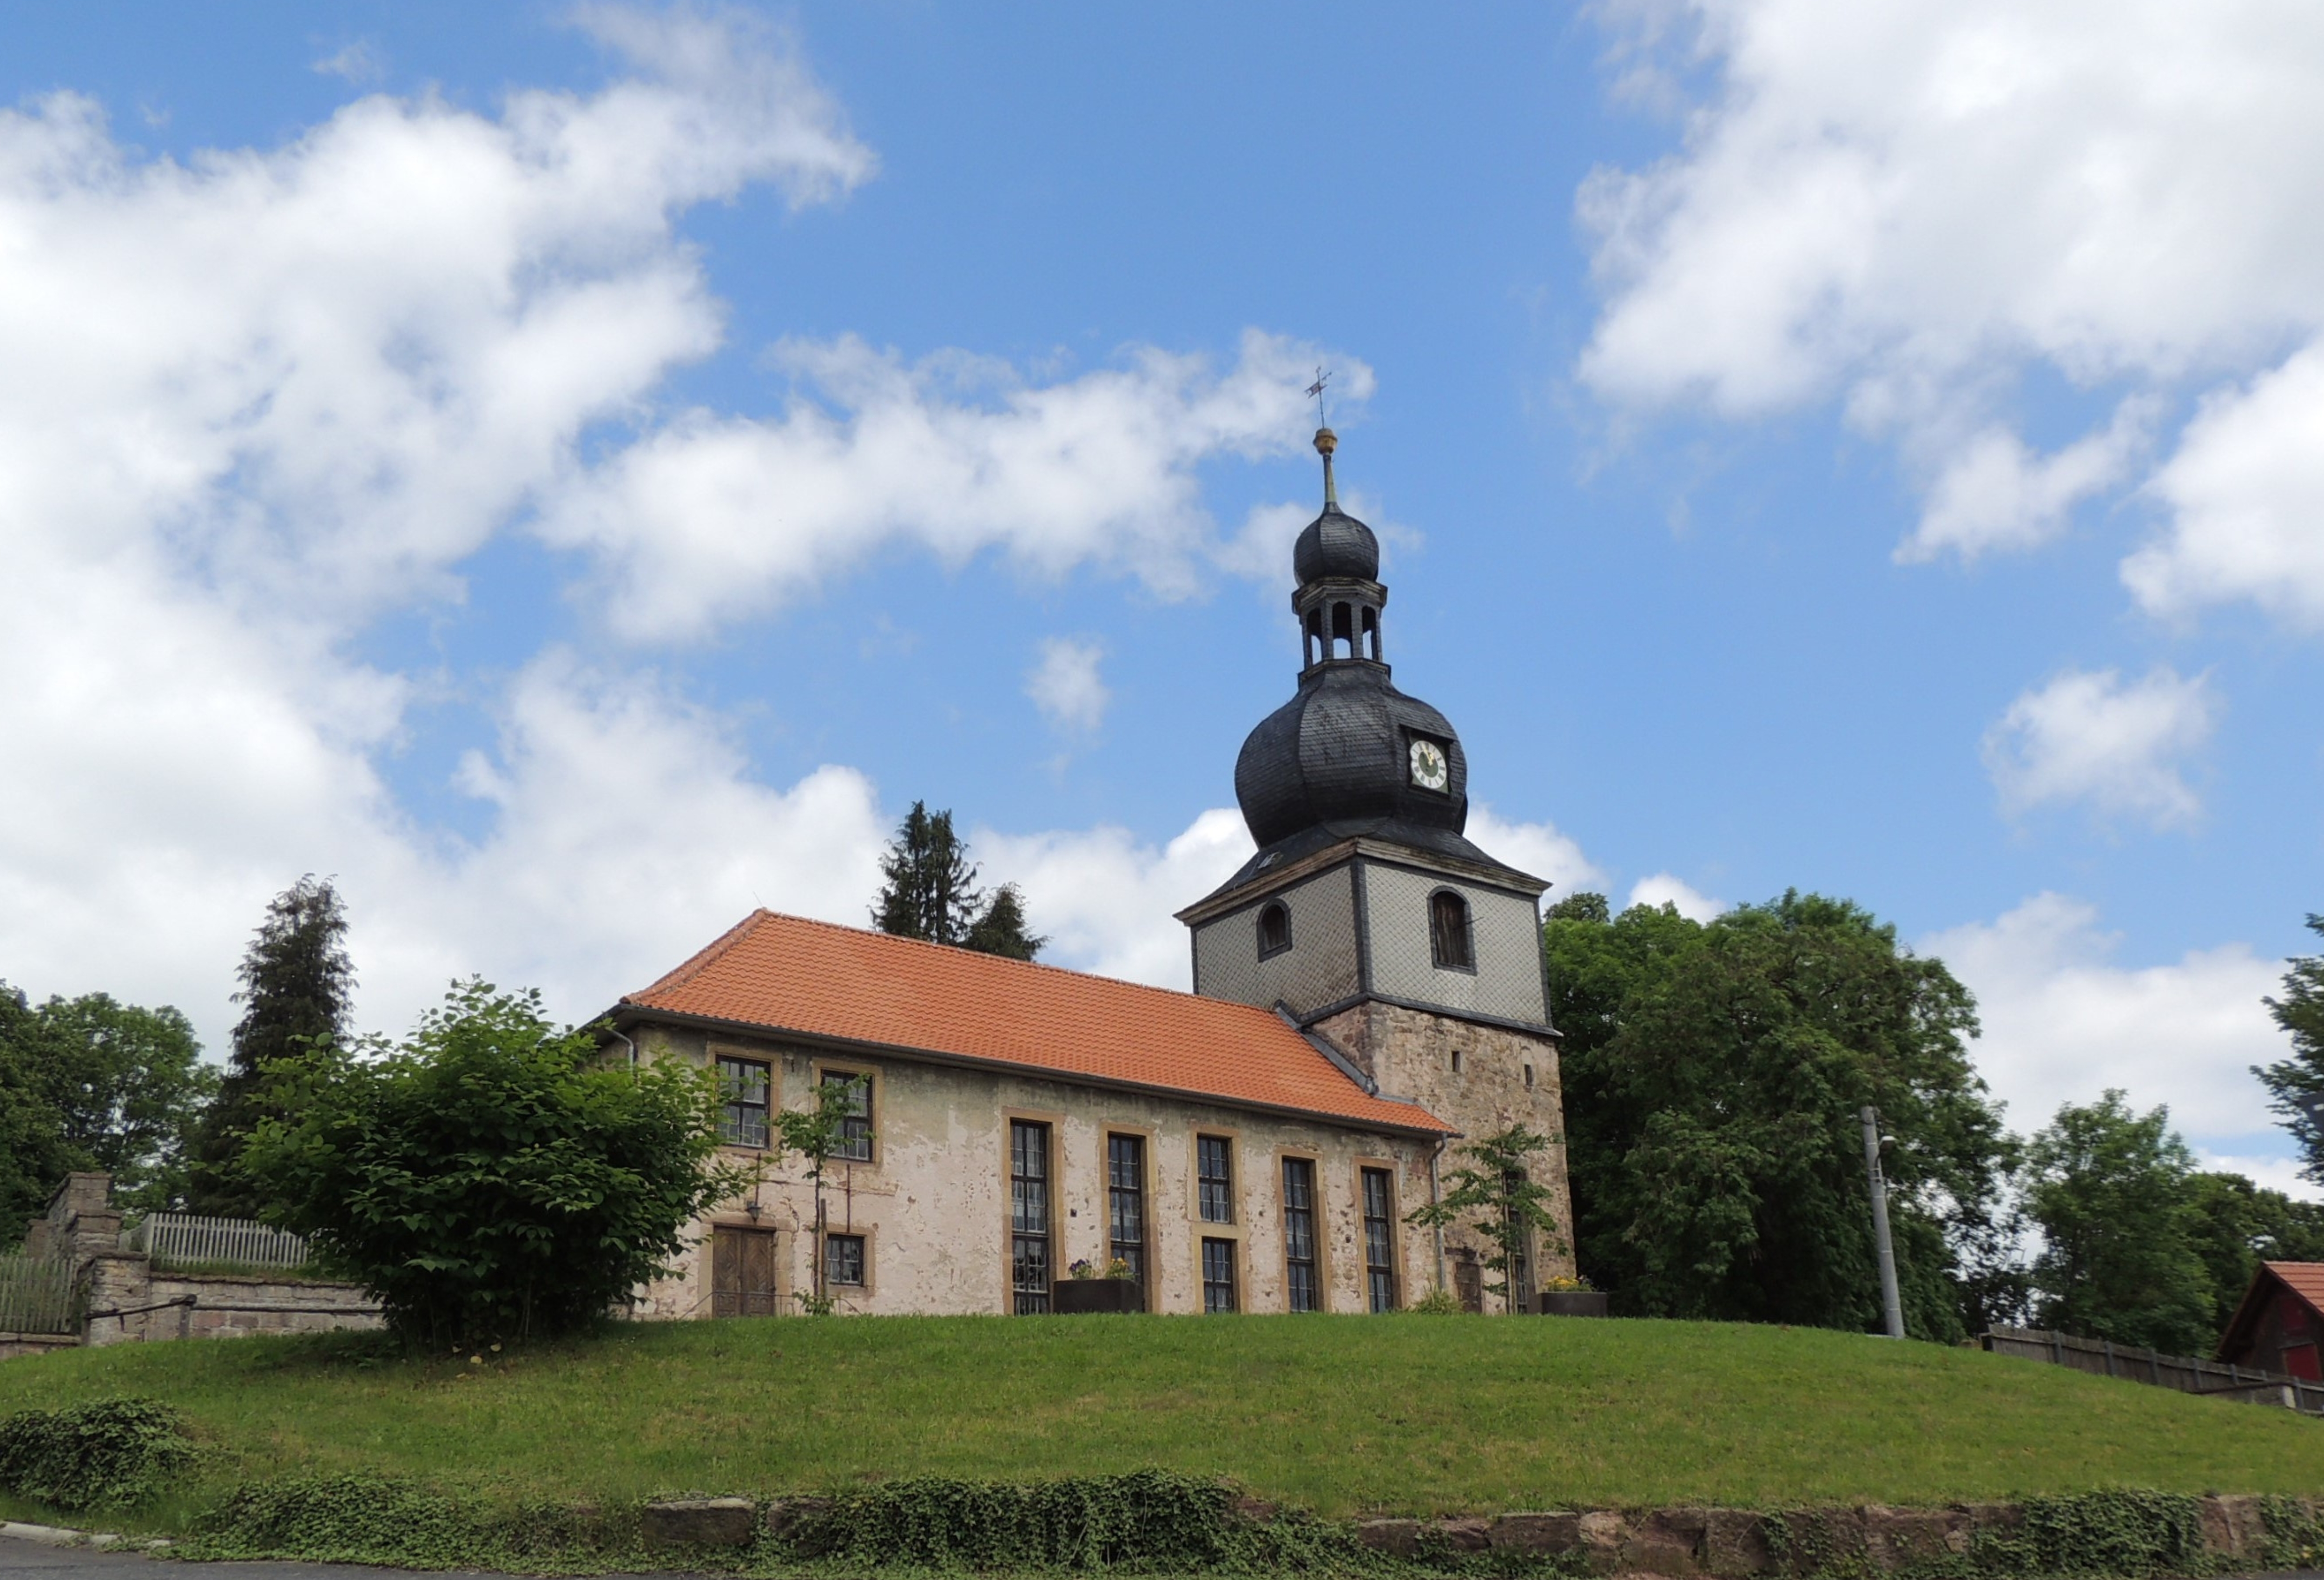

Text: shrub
xmin=0 ymin=1397 xmax=195 ymax=1511
xmin=239 ymin=980 xmax=751 ymax=1347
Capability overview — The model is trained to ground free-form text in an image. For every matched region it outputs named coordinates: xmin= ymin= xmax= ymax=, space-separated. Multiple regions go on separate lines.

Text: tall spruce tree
xmin=186 ymin=876 xmax=355 ymax=1216
xmin=872 ymin=803 xmax=1045 ymax=959
xmin=2257 ymin=915 xmax=2324 ymax=1178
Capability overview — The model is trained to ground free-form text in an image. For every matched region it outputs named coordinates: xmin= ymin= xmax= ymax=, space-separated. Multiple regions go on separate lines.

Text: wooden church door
xmin=712 ymin=1226 xmax=780 ymax=1317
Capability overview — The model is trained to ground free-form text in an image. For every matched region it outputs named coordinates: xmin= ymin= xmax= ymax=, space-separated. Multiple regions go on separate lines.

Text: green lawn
xmin=3 ymin=1316 xmax=2320 ymax=1519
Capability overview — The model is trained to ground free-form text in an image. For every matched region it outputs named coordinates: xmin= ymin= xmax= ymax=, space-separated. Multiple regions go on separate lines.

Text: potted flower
xmin=1053 ymin=1256 xmax=1143 ymax=1314
xmin=1536 ymin=1275 xmax=1609 ymax=1318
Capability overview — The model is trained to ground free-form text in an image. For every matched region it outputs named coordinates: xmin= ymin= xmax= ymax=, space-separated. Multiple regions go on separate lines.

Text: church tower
xmin=1175 ymin=427 xmax=1576 ymax=1311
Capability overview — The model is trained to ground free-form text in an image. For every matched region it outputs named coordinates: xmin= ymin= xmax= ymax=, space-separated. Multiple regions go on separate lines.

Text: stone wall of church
xmin=1187 ymin=861 xmax=1360 ymax=1018
xmin=1313 ymin=1001 xmax=1576 ymax=1314
xmin=626 ymin=1021 xmax=1447 ymax=1320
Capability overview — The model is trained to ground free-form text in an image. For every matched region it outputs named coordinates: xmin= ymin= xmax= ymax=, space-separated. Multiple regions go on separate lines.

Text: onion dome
xmin=1235 ymin=665 xmax=1467 ymax=850
xmin=1293 ymin=505 xmax=1379 ymax=584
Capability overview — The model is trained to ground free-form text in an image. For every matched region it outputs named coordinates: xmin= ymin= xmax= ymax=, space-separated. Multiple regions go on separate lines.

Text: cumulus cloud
xmin=1625 ymin=872 xmax=1724 ymax=922
xmin=1981 ymin=666 xmax=2216 ymax=827
xmin=1469 ymin=804 xmax=1608 ymax=901
xmin=310 ymin=41 xmax=385 ymax=84
xmin=1923 ymin=894 xmax=2288 ymax=1145
xmin=1579 ymin=0 xmax=2324 ymax=617
xmin=1025 ymin=639 xmax=1111 ymax=733
xmin=538 ymin=330 xmax=1373 ymax=641
xmin=2126 ymin=341 xmax=2324 ymax=627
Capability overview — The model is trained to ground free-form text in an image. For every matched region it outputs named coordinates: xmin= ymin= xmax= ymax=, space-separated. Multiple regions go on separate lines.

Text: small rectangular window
xmin=1430 ymin=890 xmax=1475 ymax=970
xmin=1010 ymin=1119 xmax=1053 ymax=1315
xmin=824 ymin=1232 xmax=866 ymax=1288
xmin=1202 ymin=1237 xmax=1238 ymax=1314
xmin=822 ymin=1069 xmax=873 ymax=1162
xmin=716 ymin=1057 xmax=770 ymax=1148
xmin=1362 ymin=1168 xmax=1398 ymax=1314
xmin=1282 ymin=1157 xmax=1320 ymax=1313
xmin=1107 ymin=1133 xmax=1148 ymax=1302
xmin=1197 ymin=1135 xmax=1235 ymax=1224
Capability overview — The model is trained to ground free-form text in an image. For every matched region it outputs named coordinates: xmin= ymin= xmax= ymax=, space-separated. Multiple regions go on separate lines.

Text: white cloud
xmin=537 ymin=331 xmax=1374 ymax=641
xmin=1578 ymin=0 xmax=2324 ymax=613
xmin=1900 ymin=400 xmax=2152 ymax=564
xmin=1469 ymin=804 xmax=1609 ymax=901
xmin=2198 ymin=1151 xmax=2324 ymax=1203
xmin=1625 ymin=871 xmax=1724 ymax=922
xmin=310 ymin=41 xmax=385 ymax=84
xmin=1025 ymin=639 xmax=1111 ymax=733
xmin=1981 ymin=666 xmax=2216 ymax=828
xmin=1924 ymin=893 xmax=2288 ymax=1145
xmin=977 ymin=810 xmax=1254 ymax=990
xmin=2126 ymin=341 xmax=2324 ymax=627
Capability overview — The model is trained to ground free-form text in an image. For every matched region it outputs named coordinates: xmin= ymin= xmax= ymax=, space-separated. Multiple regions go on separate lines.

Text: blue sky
xmin=1 ymin=2 xmax=2318 ymax=1185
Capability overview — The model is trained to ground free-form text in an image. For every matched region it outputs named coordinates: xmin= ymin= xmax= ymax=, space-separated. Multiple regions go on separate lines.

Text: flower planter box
xmin=1053 ymin=1277 xmax=1144 ymax=1314
xmin=1537 ymin=1290 xmax=1610 ymax=1318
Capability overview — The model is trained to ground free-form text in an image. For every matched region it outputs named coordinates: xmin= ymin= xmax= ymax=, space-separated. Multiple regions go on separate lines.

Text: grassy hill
xmin=3 ymin=1315 xmax=2320 ymax=1520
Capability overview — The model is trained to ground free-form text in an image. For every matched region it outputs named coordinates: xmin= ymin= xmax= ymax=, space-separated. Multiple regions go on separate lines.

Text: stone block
xmin=1623 ymin=1507 xmax=1706 ymax=1575
xmin=1866 ymin=1506 xmax=1964 ymax=1566
xmin=1434 ymin=1518 xmax=1492 ymax=1553
xmin=1490 ymin=1511 xmax=1583 ymax=1553
xmin=1356 ymin=1519 xmax=1423 ymax=1557
xmin=1703 ymin=1508 xmax=1775 ymax=1574
xmin=1580 ymin=1509 xmax=1630 ymax=1572
xmin=2199 ymin=1495 xmax=2266 ymax=1557
xmin=640 ymin=1497 xmax=756 ymax=1547
xmin=1771 ymin=1507 xmax=1867 ymax=1572
xmin=1953 ymin=1502 xmax=2023 ymax=1534
xmin=763 ymin=1496 xmax=832 ymax=1541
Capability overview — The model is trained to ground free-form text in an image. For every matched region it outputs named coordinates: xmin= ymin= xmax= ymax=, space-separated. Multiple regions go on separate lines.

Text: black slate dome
xmin=1292 ymin=504 xmax=1379 ymax=585
xmin=1235 ymin=664 xmax=1467 ymax=851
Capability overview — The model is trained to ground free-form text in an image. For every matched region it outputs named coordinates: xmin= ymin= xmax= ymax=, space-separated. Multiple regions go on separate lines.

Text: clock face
xmin=1409 ymin=737 xmax=1450 ymax=792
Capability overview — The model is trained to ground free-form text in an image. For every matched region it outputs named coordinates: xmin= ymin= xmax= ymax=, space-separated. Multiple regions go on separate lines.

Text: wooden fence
xmin=127 ymin=1212 xmax=310 ymax=1273
xmin=1978 ymin=1326 xmax=2324 ymax=1417
xmin=0 ymin=1254 xmax=78 ymax=1334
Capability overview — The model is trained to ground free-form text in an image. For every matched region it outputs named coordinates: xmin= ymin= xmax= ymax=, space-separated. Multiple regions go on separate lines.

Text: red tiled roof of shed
xmin=619 ymin=909 xmax=1454 ymax=1136
xmin=2217 ymin=1260 xmax=2324 ymax=1362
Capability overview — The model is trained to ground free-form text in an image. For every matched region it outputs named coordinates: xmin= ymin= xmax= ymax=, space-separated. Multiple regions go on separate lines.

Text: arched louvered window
xmin=1429 ymin=889 xmax=1474 ymax=971
xmin=1257 ymin=900 xmax=1292 ymax=959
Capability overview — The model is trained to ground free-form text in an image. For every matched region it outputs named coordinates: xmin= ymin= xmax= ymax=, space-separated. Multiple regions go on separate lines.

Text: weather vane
xmin=1306 ymin=366 xmax=1331 ymax=428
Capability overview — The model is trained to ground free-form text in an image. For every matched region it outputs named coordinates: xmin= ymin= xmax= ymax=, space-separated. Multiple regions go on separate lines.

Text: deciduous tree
xmin=2257 ymin=915 xmax=2324 ymax=1180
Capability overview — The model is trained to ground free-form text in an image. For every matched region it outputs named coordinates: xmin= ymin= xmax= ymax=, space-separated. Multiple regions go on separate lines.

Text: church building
xmin=611 ymin=429 xmax=1576 ymax=1319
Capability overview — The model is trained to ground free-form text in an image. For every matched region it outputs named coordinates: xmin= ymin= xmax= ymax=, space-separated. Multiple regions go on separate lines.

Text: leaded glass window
xmin=717 ymin=1057 xmax=769 ymax=1148
xmin=1107 ymin=1133 xmax=1147 ymax=1301
xmin=1010 ymin=1119 xmax=1052 ymax=1314
xmin=1362 ymin=1168 xmax=1398 ymax=1313
xmin=1282 ymin=1157 xmax=1319 ymax=1312
xmin=1202 ymin=1237 xmax=1237 ymax=1314
xmin=1197 ymin=1135 xmax=1234 ymax=1224
xmin=825 ymin=1232 xmax=866 ymax=1288
xmin=822 ymin=1069 xmax=872 ymax=1162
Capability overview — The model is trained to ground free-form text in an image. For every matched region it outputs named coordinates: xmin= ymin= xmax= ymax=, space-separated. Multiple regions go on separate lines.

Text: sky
xmin=0 ymin=1 xmax=2318 ymax=1189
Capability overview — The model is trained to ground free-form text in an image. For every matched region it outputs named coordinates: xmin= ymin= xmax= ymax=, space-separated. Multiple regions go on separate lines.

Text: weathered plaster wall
xmin=629 ymin=1023 xmax=1444 ymax=1319
xmin=1315 ymin=1001 xmax=1575 ymax=1313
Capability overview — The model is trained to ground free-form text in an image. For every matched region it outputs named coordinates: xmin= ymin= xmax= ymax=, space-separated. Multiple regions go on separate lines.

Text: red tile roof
xmin=2217 ymin=1261 xmax=2324 ymax=1362
xmin=2268 ymin=1261 xmax=2324 ymax=1315
xmin=620 ymin=909 xmax=1454 ymax=1136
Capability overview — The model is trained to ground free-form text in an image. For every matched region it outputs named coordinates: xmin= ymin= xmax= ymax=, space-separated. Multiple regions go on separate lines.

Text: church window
xmin=1197 ymin=1135 xmax=1235 ymax=1223
xmin=1524 ymin=1063 xmax=1535 ymax=1089
xmin=1450 ymin=1049 xmax=1463 ymax=1074
xmin=1202 ymin=1237 xmax=1238 ymax=1313
xmin=1010 ymin=1119 xmax=1054 ymax=1315
xmin=824 ymin=1232 xmax=866 ymax=1289
xmin=1361 ymin=606 xmax=1379 ymax=660
xmin=1429 ymin=890 xmax=1475 ymax=971
xmin=1256 ymin=901 xmax=1292 ymax=959
xmin=716 ymin=1057 xmax=770 ymax=1148
xmin=821 ymin=1069 xmax=873 ymax=1162
xmin=1282 ymin=1157 xmax=1320 ymax=1312
xmin=1331 ymin=601 xmax=1354 ymax=658
xmin=1361 ymin=1168 xmax=1398 ymax=1313
xmin=1107 ymin=1133 xmax=1148 ymax=1304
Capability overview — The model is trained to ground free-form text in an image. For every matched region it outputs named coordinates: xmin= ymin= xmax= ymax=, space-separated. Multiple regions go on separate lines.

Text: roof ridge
xmin=630 ymin=909 xmax=772 ymax=1001
xmin=669 ymin=907 xmax=1291 ymax=1025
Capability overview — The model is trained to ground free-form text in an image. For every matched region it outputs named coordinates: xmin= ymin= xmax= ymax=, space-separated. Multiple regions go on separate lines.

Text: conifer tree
xmin=186 ymin=876 xmax=355 ymax=1216
xmin=872 ymin=803 xmax=1046 ymax=960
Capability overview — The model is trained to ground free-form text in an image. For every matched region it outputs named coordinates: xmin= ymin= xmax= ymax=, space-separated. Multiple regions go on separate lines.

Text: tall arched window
xmin=1257 ymin=900 xmax=1292 ymax=959
xmin=1428 ymin=890 xmax=1473 ymax=970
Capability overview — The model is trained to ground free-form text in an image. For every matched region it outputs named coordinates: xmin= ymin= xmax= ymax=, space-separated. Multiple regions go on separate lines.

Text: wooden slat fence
xmin=0 ymin=1254 xmax=78 ymax=1334
xmin=1979 ymin=1326 xmax=2324 ymax=1417
xmin=129 ymin=1212 xmax=310 ymax=1273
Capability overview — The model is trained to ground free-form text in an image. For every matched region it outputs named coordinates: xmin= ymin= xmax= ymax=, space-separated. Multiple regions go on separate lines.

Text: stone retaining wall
xmin=0 ymin=1331 xmax=78 ymax=1362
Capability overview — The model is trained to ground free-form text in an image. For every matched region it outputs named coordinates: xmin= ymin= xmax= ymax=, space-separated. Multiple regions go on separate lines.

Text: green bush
xmin=238 ymin=980 xmax=751 ymax=1348
xmin=0 ymin=1397 xmax=195 ymax=1511
xmin=782 ymin=1470 xmax=1235 ymax=1569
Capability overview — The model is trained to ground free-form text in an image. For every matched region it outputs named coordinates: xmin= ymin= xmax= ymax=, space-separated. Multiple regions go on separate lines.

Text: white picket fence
xmin=127 ymin=1212 xmax=310 ymax=1272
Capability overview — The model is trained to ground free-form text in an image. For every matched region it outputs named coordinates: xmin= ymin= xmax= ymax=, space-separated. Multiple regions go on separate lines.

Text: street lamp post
xmin=1860 ymin=1105 xmax=1906 ymax=1340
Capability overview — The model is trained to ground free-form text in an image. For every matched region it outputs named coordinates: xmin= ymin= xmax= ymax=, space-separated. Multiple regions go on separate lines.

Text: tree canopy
xmin=2257 ymin=915 xmax=2324 ymax=1182
xmin=1545 ymin=890 xmax=2013 ymax=1340
xmin=187 ymin=876 xmax=355 ymax=1216
xmin=872 ymin=802 xmax=1046 ymax=959
xmin=0 ymin=982 xmax=215 ymax=1239
xmin=241 ymin=980 xmax=747 ymax=1346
